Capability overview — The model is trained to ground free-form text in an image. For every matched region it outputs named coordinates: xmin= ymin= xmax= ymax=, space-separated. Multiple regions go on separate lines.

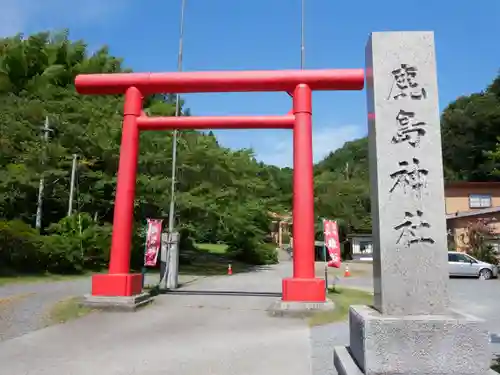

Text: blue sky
xmin=1 ymin=0 xmax=499 ymax=167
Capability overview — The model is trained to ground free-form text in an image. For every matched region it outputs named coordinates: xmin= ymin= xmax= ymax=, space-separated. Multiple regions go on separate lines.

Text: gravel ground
xmin=0 ymin=278 xmax=92 ymax=341
xmin=0 ymin=273 xmax=199 ymax=342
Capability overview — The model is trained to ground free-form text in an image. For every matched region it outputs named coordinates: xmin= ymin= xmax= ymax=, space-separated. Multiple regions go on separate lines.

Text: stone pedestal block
xmin=82 ymin=293 xmax=153 ymax=312
xmin=334 ymin=305 xmax=494 ymax=375
xmin=267 ymin=299 xmax=334 ymax=318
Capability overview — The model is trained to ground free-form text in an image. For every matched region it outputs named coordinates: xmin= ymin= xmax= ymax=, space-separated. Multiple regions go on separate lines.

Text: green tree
xmin=441 ymin=72 xmax=500 ymax=181
xmin=0 ymin=30 xmax=288 ymax=272
xmin=313 ymin=138 xmax=371 ymax=234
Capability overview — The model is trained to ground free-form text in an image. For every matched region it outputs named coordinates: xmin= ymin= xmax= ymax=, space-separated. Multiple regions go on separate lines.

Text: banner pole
xmin=142 ymin=219 xmax=149 ymax=289
xmin=322 ymin=218 xmax=328 ymax=292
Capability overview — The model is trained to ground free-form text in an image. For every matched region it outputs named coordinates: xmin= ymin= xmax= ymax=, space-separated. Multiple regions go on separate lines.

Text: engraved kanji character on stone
xmin=389 ymin=158 xmax=428 ymax=197
xmin=394 ymin=210 xmax=435 ymax=248
xmin=392 ymin=109 xmax=427 ymax=147
xmin=389 ymin=64 xmax=427 ymax=100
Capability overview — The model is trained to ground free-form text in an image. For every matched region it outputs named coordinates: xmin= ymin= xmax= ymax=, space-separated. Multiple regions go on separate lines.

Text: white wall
xmin=351 ymin=237 xmax=373 ymax=255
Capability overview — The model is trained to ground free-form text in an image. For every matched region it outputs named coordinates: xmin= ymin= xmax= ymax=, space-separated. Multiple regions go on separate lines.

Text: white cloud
xmin=257 ymin=124 xmax=366 ymax=167
xmin=0 ymin=0 xmax=128 ymax=36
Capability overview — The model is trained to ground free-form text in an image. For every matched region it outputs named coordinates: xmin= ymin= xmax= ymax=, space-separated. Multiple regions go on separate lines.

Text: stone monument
xmin=334 ymin=31 xmax=496 ymax=375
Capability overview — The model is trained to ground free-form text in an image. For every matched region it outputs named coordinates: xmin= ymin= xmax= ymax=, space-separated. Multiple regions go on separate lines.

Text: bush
xmin=255 ymin=242 xmax=278 ymax=264
xmin=178 ymin=226 xmax=198 ymax=265
xmin=492 ymin=356 xmax=500 ymax=372
xmin=44 ymin=214 xmax=112 ymax=273
xmin=0 ymin=219 xmax=44 ymax=274
xmin=226 ymin=237 xmax=278 ymax=265
xmin=220 ymin=202 xmax=278 ymax=265
xmin=130 ymin=223 xmax=147 ymax=271
xmin=281 ymin=232 xmax=291 ymax=245
xmin=0 ymin=217 xmax=113 ymax=275
xmin=469 ymin=244 xmax=498 ymax=265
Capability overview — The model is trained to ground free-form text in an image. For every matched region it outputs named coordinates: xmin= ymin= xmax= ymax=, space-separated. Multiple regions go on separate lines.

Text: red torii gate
xmin=75 ymin=68 xmax=364 ymax=303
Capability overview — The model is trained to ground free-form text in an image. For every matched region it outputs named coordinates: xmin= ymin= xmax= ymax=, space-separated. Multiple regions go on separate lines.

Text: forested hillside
xmin=313 ymin=138 xmax=371 ymax=235
xmin=1 ymin=30 xmax=499 ymax=275
xmin=0 ymin=30 xmax=291 ymax=273
xmin=313 ymin=70 xmax=500 ymax=237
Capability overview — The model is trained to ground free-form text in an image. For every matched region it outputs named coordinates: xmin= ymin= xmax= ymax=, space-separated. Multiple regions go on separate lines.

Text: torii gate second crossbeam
xmin=75 ymin=68 xmax=364 ymax=303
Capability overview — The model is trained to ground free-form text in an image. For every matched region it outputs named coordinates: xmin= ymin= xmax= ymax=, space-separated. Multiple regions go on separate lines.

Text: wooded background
xmin=1 ymin=31 xmax=499 ymax=274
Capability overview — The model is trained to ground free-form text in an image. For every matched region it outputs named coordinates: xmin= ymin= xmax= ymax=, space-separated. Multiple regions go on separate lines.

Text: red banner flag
xmin=323 ymin=219 xmax=342 ymax=268
xmin=144 ymin=218 xmax=163 ymax=267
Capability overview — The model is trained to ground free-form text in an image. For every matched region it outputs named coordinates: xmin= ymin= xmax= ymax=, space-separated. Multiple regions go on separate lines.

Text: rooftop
xmin=446 ymin=206 xmax=500 ymax=220
xmin=445 ymin=181 xmax=500 ymax=189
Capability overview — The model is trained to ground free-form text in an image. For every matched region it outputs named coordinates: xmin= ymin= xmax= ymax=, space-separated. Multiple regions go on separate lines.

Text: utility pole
xmin=35 ymin=116 xmax=52 ymax=230
xmin=67 ymin=154 xmax=78 ymax=216
xmin=163 ymin=0 xmax=187 ymax=290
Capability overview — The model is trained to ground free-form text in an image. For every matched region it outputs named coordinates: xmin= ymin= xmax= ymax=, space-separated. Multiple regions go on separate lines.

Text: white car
xmin=448 ymin=251 xmax=498 ymax=280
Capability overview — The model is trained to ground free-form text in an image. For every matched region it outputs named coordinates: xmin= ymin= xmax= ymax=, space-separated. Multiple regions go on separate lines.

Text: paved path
xmin=2 ymin=263 xmax=498 ymax=375
xmin=0 ymin=263 xmax=315 ymax=375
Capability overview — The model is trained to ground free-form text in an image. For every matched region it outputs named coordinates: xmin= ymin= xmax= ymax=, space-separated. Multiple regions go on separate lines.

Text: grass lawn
xmin=315 ymin=262 xmax=372 ymax=279
xmin=177 ymin=242 xmax=252 ymax=276
xmin=197 ymin=243 xmax=228 ymax=254
xmin=0 ymin=273 xmax=91 ymax=287
xmin=45 ymin=297 xmax=94 ymax=325
xmin=180 ymin=260 xmax=250 ymax=276
xmin=179 ymin=253 xmax=250 ymax=276
xmin=309 ymin=287 xmax=373 ymax=326
xmin=327 ymin=267 xmax=369 ymax=278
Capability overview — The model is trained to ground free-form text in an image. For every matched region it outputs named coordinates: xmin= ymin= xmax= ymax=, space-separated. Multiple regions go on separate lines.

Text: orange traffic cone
xmin=344 ymin=265 xmax=351 ymax=278
xmin=228 ymin=264 xmax=232 ymax=275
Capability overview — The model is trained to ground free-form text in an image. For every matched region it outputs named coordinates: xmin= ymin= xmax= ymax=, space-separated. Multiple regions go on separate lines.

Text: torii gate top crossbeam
xmin=75 ymin=69 xmax=364 ymax=95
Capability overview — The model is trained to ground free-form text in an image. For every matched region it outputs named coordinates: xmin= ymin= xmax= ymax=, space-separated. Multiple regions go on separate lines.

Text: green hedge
xmin=225 ymin=236 xmax=278 ymax=265
xmin=0 ymin=215 xmax=115 ymax=275
xmin=0 ymin=219 xmax=45 ymax=274
xmin=0 ymin=213 xmax=277 ymax=276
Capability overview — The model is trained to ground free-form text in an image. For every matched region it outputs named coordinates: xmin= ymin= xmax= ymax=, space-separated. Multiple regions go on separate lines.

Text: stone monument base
xmin=81 ymin=292 xmax=153 ymax=312
xmin=267 ymin=299 xmax=335 ymax=318
xmin=334 ymin=305 xmax=496 ymax=375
